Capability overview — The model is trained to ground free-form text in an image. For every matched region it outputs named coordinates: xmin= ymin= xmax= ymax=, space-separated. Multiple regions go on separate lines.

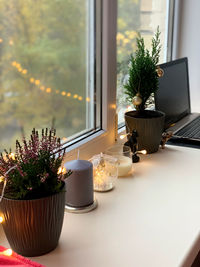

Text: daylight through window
xmin=0 ymin=0 xmax=100 ymax=152
xmin=117 ymin=0 xmax=170 ymax=125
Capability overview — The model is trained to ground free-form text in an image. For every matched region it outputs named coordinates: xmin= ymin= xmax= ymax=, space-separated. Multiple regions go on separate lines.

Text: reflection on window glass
xmin=0 ymin=0 xmax=96 ymax=152
xmin=117 ymin=0 xmax=168 ymax=125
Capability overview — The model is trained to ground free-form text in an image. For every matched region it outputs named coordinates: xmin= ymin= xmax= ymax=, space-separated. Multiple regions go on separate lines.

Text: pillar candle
xmin=64 ymin=160 xmax=93 ymax=207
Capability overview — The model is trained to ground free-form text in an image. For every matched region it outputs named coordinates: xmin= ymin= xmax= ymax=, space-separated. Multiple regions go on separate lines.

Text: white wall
xmin=173 ymin=0 xmax=200 ymax=112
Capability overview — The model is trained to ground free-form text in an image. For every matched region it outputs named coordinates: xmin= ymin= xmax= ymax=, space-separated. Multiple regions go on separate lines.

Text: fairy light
xmin=40 ymin=86 xmax=45 ymax=91
xmin=0 ymin=216 xmax=3 ymax=223
xmin=22 ymin=69 xmax=27 ymax=74
xmin=78 ymin=96 xmax=82 ymax=101
xmin=110 ymin=104 xmax=116 ymax=109
xmin=61 ymin=91 xmax=66 ymax=96
xmin=0 ymin=249 xmax=13 ymax=256
xmin=67 ymin=93 xmax=71 ymax=97
xmin=57 ymin=167 xmax=67 ymax=175
xmin=62 ymin=137 xmax=68 ymax=142
xmin=86 ymin=97 xmax=90 ymax=102
xmin=94 ymin=169 xmax=105 ymax=186
xmin=0 ymin=176 xmax=4 ymax=183
xmin=57 ymin=167 xmax=62 ymax=174
xmin=73 ymin=94 xmax=78 ymax=99
xmin=126 ymin=105 xmax=132 ymax=112
xmin=137 ymin=150 xmax=147 ymax=155
xmin=8 ymin=153 xmax=15 ymax=160
xmin=46 ymin=88 xmax=51 ymax=93
xmin=35 ymin=80 xmax=40 ymax=85
xmin=119 ymin=134 xmax=128 ymax=140
xmin=0 ymin=38 xmax=3 ymax=43
xmin=9 ymin=40 xmax=14 ymax=45
xmin=11 ymin=61 xmax=17 ymax=66
xmin=30 ymin=78 xmax=35 ymax=83
xmin=16 ymin=63 xmax=21 ymax=69
xmin=18 ymin=68 xmax=22 ymax=72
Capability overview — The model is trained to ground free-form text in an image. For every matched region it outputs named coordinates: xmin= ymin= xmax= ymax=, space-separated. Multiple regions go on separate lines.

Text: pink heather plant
xmin=0 ymin=128 xmax=71 ymax=200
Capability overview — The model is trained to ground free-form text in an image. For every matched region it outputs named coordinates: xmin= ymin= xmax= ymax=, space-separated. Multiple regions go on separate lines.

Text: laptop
xmin=155 ymin=57 xmax=200 ymax=146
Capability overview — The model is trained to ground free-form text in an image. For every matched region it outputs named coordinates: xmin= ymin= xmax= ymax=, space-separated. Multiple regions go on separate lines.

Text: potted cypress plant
xmin=0 ymin=128 xmax=72 ymax=257
xmin=124 ymin=27 xmax=165 ymax=153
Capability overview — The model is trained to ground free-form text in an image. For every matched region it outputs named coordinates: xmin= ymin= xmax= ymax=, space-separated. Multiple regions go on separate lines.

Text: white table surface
xmin=0 ymin=145 xmax=200 ymax=267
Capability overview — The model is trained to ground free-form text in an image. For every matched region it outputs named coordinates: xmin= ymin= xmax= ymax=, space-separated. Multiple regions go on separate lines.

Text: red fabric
xmin=0 ymin=246 xmax=46 ymax=267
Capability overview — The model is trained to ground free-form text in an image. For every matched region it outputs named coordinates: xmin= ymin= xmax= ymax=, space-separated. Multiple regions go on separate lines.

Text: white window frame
xmin=64 ymin=0 xmax=117 ymax=162
xmin=64 ymin=0 xmax=174 ymax=162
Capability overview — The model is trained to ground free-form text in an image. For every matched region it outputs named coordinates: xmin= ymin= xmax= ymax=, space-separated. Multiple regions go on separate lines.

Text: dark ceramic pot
xmin=125 ymin=110 xmax=165 ymax=154
xmin=0 ymin=188 xmax=65 ymax=257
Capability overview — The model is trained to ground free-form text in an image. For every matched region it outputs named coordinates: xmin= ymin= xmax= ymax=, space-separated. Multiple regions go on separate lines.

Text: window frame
xmin=64 ymin=0 xmax=117 ymax=162
xmin=116 ymin=0 xmax=175 ymax=128
xmin=64 ymin=0 xmax=175 ymax=162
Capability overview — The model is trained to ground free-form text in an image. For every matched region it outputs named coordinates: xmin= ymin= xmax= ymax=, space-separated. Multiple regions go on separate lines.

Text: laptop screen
xmin=155 ymin=57 xmax=191 ymax=129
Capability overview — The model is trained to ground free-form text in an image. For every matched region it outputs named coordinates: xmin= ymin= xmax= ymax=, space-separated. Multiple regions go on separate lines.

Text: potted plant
xmin=0 ymin=128 xmax=71 ymax=257
xmin=124 ymin=27 xmax=165 ymax=153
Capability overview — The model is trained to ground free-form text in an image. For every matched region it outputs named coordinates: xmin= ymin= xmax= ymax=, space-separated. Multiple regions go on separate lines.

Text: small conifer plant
xmin=0 ymin=128 xmax=71 ymax=200
xmin=124 ymin=27 xmax=162 ymax=112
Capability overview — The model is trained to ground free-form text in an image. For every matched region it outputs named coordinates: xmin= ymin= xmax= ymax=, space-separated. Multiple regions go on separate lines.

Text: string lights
xmin=4 ymin=32 xmax=89 ymax=102
xmin=10 ymin=59 xmax=89 ymax=102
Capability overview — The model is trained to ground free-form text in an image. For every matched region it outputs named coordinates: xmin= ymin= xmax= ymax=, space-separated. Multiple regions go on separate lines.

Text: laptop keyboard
xmin=175 ymin=116 xmax=200 ymax=139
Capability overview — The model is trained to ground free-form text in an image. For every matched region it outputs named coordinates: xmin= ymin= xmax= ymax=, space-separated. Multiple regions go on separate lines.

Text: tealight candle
xmin=64 ymin=160 xmax=93 ymax=207
xmin=106 ymin=145 xmax=133 ymax=177
xmin=117 ymin=155 xmax=132 ymax=176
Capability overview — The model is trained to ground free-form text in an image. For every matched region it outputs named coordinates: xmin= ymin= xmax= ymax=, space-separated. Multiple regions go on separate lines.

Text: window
xmin=117 ymin=0 xmax=173 ymax=125
xmin=0 ymin=0 xmax=102 ymax=152
xmin=0 ymin=0 xmax=173 ymax=159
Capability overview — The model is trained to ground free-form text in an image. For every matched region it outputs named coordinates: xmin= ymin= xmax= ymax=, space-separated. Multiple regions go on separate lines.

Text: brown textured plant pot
xmin=0 ymin=188 xmax=65 ymax=257
xmin=125 ymin=110 xmax=165 ymax=154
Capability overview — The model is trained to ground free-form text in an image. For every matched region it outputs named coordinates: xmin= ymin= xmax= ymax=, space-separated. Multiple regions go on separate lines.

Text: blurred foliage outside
xmin=0 ymin=0 xmax=90 ymax=152
xmin=117 ymin=0 xmax=140 ymax=123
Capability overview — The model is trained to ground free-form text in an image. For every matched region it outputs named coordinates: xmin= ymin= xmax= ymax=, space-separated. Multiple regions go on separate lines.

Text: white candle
xmin=117 ymin=156 xmax=132 ymax=177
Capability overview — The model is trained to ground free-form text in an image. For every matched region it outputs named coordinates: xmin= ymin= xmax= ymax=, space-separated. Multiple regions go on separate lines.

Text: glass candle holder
xmin=89 ymin=153 xmax=118 ymax=192
xmin=106 ymin=145 xmax=132 ymax=177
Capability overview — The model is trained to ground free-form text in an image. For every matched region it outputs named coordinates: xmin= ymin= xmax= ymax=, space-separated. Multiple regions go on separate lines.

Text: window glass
xmin=0 ymin=0 xmax=98 ymax=151
xmin=117 ymin=0 xmax=169 ymax=125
